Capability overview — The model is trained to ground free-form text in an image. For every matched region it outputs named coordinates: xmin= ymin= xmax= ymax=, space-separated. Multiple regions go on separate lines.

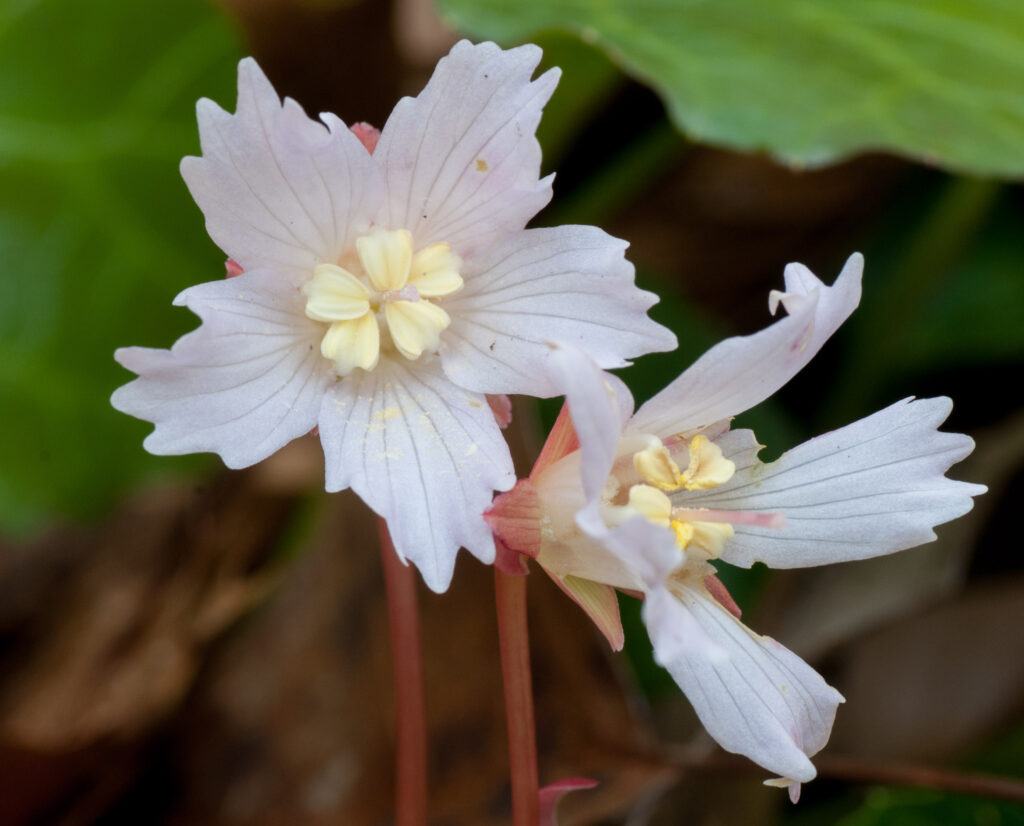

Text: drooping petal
xmin=656 ymin=582 xmax=843 ymax=783
xmin=374 ymin=40 xmax=558 ymax=255
xmin=629 ymin=253 xmax=862 ymax=438
xmin=181 ymin=58 xmax=384 ymax=282
xmin=586 ymin=515 xmax=684 ymax=594
xmin=545 ymin=343 xmax=633 ymax=508
xmin=111 ymin=269 xmax=330 ymax=468
xmin=318 ymin=357 xmax=515 ymax=592
xmin=686 ymin=397 xmax=985 ymax=569
xmin=594 ymin=517 xmax=720 ymax=660
xmin=441 ymin=226 xmax=676 ymax=396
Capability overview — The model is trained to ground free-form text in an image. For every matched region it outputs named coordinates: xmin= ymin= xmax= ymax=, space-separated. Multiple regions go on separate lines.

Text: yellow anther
xmin=320 ymin=313 xmax=380 ymax=374
xmin=625 ymin=485 xmax=718 ymax=554
xmin=633 ymin=437 xmax=685 ymax=491
xmin=304 ymin=229 xmax=463 ymax=374
xmin=670 ymin=519 xmax=695 ymax=549
xmin=303 ymin=264 xmax=371 ymax=322
xmin=357 ymin=227 xmax=413 ymax=292
xmin=409 ymin=242 xmax=464 ymax=298
xmin=385 ymin=300 xmax=451 ymax=360
xmin=687 ymin=520 xmax=734 ymax=559
xmin=680 ymin=434 xmax=736 ymax=491
xmin=626 ymin=484 xmax=672 ymax=525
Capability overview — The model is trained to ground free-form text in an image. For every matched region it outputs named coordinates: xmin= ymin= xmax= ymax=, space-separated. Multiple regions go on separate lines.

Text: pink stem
xmin=378 ymin=519 xmax=428 ymax=826
xmin=495 ymin=568 xmax=540 ymax=826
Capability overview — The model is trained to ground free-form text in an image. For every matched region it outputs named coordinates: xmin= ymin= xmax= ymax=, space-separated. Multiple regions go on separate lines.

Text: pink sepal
xmin=224 ymin=258 xmax=244 ymax=278
xmin=486 ymin=393 xmax=513 ymax=429
xmin=350 ymin=121 xmax=380 ymax=154
xmin=531 ymin=402 xmax=579 ymax=479
xmin=548 ymin=574 xmax=624 ymax=650
xmin=485 ymin=478 xmax=542 ymax=559
xmin=704 ymin=574 xmax=742 ymax=619
xmin=539 ymin=777 xmax=598 ymax=825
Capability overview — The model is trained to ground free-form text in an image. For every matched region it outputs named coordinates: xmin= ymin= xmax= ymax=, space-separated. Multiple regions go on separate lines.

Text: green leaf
xmin=0 ymin=0 xmax=241 ymax=534
xmin=438 ymin=0 xmax=1024 ymax=177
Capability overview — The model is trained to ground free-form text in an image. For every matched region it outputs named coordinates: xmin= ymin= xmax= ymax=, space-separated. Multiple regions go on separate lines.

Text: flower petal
xmin=629 ymin=253 xmax=862 ymax=438
xmin=687 ymin=397 xmax=985 ymax=569
xmin=546 ymin=342 xmax=633 ymax=507
xmin=318 ymin=357 xmax=515 ymax=592
xmin=374 ymin=40 xmax=559 ymax=255
xmin=111 ymin=269 xmax=330 ymax=468
xmin=181 ymin=58 xmax=383 ymax=282
xmin=655 ymin=583 xmax=843 ymax=782
xmin=441 ymin=226 xmax=676 ymax=396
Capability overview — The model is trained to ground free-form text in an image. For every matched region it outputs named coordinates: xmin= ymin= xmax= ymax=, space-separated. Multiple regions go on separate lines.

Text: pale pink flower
xmin=111 ymin=41 xmax=675 ymax=591
xmin=488 ymin=253 xmax=984 ymax=793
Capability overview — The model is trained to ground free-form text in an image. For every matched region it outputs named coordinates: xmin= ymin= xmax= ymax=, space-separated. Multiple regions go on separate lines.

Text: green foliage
xmin=0 ymin=0 xmax=241 ymax=533
xmin=823 ymin=788 xmax=1024 ymax=826
xmin=439 ymin=0 xmax=1024 ymax=177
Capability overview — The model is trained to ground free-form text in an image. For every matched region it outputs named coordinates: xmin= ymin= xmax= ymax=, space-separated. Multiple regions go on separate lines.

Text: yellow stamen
xmin=627 ymin=483 xmax=673 ymax=524
xmin=303 ymin=264 xmax=371 ymax=322
xmin=357 ymin=227 xmax=413 ymax=292
xmin=303 ymin=228 xmax=464 ymax=374
xmin=680 ymin=434 xmax=736 ymax=490
xmin=385 ymin=300 xmax=451 ymax=360
xmin=634 ymin=437 xmax=685 ymax=491
xmin=687 ymin=520 xmax=734 ymax=559
xmin=320 ymin=313 xmax=380 ymax=374
xmin=671 ymin=520 xmax=695 ymax=548
xmin=408 ymin=242 xmax=464 ymax=298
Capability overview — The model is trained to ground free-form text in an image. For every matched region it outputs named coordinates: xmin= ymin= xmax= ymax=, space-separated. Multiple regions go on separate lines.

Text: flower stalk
xmin=379 ymin=519 xmax=428 ymax=826
xmin=495 ymin=567 xmax=540 ymax=826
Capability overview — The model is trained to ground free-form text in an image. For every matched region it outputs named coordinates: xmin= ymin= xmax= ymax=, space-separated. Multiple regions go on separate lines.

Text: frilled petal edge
xmin=318 ymin=357 xmax=515 ymax=592
xmin=111 ymin=269 xmax=330 ymax=468
xmin=181 ymin=57 xmax=384 ymax=282
xmin=441 ymin=226 xmax=676 ymax=397
xmin=374 ymin=40 xmax=558 ymax=257
xmin=686 ymin=397 xmax=985 ymax=569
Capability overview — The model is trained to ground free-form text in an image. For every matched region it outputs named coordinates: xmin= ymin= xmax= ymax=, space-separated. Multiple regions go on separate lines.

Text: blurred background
xmin=1 ymin=0 xmax=1023 ymax=823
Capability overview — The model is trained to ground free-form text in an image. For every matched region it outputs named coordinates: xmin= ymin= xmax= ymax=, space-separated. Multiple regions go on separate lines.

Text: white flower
xmin=111 ymin=41 xmax=676 ymax=592
xmin=487 ymin=253 xmax=984 ymax=790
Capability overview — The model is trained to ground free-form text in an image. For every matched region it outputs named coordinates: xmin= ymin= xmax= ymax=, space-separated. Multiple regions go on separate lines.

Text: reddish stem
xmin=378 ymin=519 xmax=428 ymax=826
xmin=495 ymin=568 xmax=540 ymax=826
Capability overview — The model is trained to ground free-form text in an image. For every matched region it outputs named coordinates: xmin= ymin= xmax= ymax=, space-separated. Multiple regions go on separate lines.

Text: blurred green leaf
xmin=834 ymin=787 xmax=1024 ymax=826
xmin=439 ymin=0 xmax=1024 ymax=177
xmin=532 ymin=32 xmax=624 ymax=168
xmin=0 ymin=0 xmax=241 ymax=533
xmin=901 ymin=197 xmax=1024 ymax=371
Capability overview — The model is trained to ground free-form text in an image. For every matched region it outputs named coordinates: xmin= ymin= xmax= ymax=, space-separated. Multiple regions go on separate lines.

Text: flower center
xmin=624 ymin=434 xmax=739 ymax=560
xmin=301 ymin=227 xmax=463 ymax=375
